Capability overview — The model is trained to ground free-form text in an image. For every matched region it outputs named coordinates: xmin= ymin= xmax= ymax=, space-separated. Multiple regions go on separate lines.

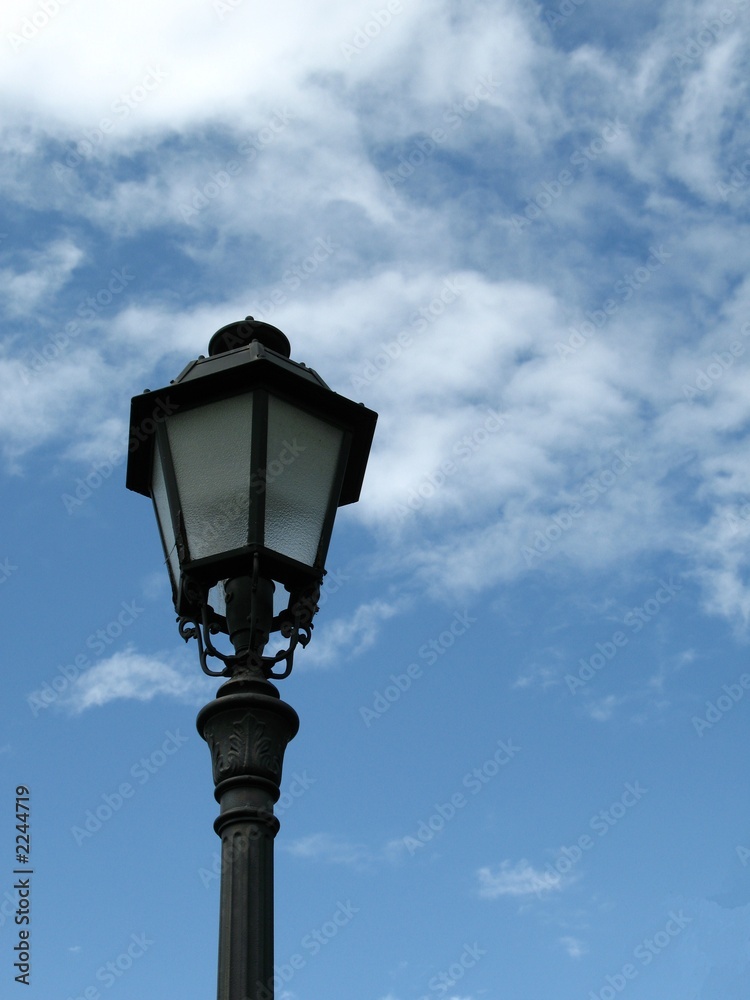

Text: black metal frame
xmin=176 ymin=562 xmax=320 ymax=681
xmin=147 ymin=386 xmax=356 ymax=619
xmin=127 ymin=338 xmax=376 ymax=508
xmin=125 ymin=321 xmax=378 ymax=1000
xmin=128 ymin=337 xmax=376 ymax=628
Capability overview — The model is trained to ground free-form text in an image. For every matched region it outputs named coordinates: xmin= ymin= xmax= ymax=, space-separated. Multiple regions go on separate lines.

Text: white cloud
xmin=0 ymin=0 xmax=545 ymax=135
xmin=0 ymin=0 xmax=749 ymax=631
xmin=0 ymin=238 xmax=83 ymax=316
xmin=284 ymin=832 xmax=376 ymax=870
xmin=667 ymin=34 xmax=746 ymax=199
xmin=50 ymin=646 xmax=214 ymax=713
xmin=513 ymin=660 xmax=563 ymax=691
xmin=477 ymin=859 xmax=573 ymax=899
xmin=299 ymin=597 xmax=407 ymax=668
xmin=585 ymin=695 xmax=620 ymax=722
xmin=560 ymin=935 xmax=588 ymax=959
xmin=0 ymin=348 xmax=115 ymax=469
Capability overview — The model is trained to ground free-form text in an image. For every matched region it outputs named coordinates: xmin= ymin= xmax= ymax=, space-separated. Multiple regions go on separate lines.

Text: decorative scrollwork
xmin=264 ymin=581 xmax=318 ymax=679
xmin=177 ymin=611 xmax=229 ymax=678
xmin=177 ymin=574 xmax=321 ymax=682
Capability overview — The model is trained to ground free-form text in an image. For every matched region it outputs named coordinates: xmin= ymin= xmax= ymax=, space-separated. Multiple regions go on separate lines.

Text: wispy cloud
xmin=0 ymin=238 xmax=84 ymax=316
xmin=513 ymin=658 xmax=564 ymax=690
xmin=300 ymin=597 xmax=407 ymax=668
xmin=46 ymin=646 xmax=214 ymax=714
xmin=283 ymin=832 xmax=378 ymax=871
xmin=560 ymin=935 xmax=588 ymax=959
xmin=584 ymin=694 xmax=621 ymax=722
xmin=1 ymin=0 xmax=749 ymax=634
xmin=477 ymin=859 xmax=574 ymax=899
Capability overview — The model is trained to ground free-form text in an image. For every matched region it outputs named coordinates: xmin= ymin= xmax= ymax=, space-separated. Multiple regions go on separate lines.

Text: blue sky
xmin=1 ymin=0 xmax=750 ymax=997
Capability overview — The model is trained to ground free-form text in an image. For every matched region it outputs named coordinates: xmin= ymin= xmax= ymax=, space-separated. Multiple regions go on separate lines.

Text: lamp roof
xmin=208 ymin=316 xmax=291 ymax=358
xmin=126 ymin=320 xmax=377 ymax=511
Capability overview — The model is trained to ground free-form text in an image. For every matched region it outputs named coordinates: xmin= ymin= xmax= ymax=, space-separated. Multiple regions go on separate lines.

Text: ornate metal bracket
xmin=177 ymin=574 xmax=320 ymax=681
xmin=178 ymin=602 xmax=233 ymax=678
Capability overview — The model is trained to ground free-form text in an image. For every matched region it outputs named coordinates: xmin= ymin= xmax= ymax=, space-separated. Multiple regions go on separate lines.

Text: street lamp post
xmin=126 ymin=318 xmax=377 ymax=1000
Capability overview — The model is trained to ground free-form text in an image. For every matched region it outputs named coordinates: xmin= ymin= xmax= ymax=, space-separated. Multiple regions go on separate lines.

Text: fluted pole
xmin=197 ymin=673 xmax=299 ymax=1000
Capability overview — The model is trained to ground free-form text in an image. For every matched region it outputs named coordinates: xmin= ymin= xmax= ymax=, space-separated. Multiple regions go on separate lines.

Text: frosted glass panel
xmin=151 ymin=448 xmax=180 ymax=589
xmin=264 ymin=396 xmax=344 ymax=566
xmin=166 ymin=395 xmax=253 ymax=560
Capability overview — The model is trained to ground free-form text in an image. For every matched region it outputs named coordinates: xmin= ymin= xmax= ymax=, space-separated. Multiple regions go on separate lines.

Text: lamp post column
xmin=197 ymin=673 xmax=299 ymax=1000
